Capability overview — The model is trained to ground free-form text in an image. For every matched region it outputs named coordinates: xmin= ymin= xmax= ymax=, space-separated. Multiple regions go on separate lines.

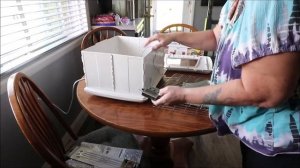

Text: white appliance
xmin=81 ymin=36 xmax=165 ymax=102
xmin=164 ymin=42 xmax=213 ymax=74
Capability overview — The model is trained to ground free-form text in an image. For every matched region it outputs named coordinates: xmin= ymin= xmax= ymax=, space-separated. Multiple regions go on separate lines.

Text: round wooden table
xmin=76 ymin=74 xmax=216 ymax=168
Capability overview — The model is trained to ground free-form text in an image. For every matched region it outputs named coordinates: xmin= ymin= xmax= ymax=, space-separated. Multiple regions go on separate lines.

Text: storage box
xmin=81 ymin=36 xmax=165 ymax=102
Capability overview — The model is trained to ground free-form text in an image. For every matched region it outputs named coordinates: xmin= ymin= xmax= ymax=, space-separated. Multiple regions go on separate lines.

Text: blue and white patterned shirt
xmin=209 ymin=0 xmax=300 ymax=156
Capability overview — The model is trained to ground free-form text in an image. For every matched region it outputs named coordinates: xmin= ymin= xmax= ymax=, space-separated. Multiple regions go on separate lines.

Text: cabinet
xmin=91 ymin=18 xmax=145 ymax=37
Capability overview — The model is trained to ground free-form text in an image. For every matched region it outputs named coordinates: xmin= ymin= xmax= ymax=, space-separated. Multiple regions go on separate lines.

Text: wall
xmin=112 ymin=0 xmax=144 ymax=18
xmin=112 ymin=0 xmax=127 ymax=16
xmin=89 ymin=0 xmax=101 ymax=17
xmin=193 ymin=0 xmax=223 ymax=30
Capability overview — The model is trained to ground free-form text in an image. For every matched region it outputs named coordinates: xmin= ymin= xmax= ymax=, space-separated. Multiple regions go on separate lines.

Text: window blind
xmin=0 ymin=0 xmax=88 ymax=75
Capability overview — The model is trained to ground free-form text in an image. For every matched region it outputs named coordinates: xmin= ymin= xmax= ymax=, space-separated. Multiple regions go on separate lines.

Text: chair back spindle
xmin=7 ymin=72 xmax=78 ymax=168
xmin=81 ymin=27 xmax=127 ymax=50
xmin=160 ymin=23 xmax=198 ymax=33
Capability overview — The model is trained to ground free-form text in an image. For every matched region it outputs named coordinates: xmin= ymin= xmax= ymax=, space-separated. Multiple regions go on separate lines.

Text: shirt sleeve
xmin=231 ymin=0 xmax=300 ymax=68
xmin=217 ymin=0 xmax=231 ymax=28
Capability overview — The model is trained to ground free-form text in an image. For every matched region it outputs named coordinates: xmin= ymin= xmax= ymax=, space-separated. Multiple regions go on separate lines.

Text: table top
xmin=77 ymin=73 xmax=216 ymax=138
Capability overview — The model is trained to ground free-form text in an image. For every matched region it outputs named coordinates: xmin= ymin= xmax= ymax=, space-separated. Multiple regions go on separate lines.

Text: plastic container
xmin=81 ymin=36 xmax=165 ymax=102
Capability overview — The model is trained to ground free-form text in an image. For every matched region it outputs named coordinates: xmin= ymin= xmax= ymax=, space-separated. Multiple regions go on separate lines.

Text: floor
xmin=78 ymin=116 xmax=242 ymax=168
xmin=187 ymin=133 xmax=242 ymax=168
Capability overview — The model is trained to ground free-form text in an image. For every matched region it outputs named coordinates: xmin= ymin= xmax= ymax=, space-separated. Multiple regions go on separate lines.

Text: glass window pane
xmin=0 ymin=0 xmax=88 ymax=75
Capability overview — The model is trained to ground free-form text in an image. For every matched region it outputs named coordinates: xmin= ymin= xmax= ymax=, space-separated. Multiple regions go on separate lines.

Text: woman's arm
xmin=145 ymin=24 xmax=221 ymax=51
xmin=153 ymin=52 xmax=300 ymax=108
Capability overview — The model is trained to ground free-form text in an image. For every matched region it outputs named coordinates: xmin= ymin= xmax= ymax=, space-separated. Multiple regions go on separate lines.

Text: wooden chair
xmin=161 ymin=24 xmax=201 ymax=66
xmin=81 ymin=27 xmax=127 ymax=50
xmin=160 ymin=23 xmax=198 ymax=33
xmin=7 ymin=72 xmax=141 ymax=167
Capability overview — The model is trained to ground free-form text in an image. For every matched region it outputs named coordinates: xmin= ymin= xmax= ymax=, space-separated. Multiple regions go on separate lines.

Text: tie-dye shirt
xmin=209 ymin=0 xmax=300 ymax=156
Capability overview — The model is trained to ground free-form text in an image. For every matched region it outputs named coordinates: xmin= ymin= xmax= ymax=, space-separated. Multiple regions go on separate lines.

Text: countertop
xmin=92 ymin=18 xmax=144 ymax=32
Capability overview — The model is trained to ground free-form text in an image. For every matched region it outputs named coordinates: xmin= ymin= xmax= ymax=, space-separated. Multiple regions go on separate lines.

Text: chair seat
xmin=76 ymin=126 xmax=139 ymax=149
xmin=66 ymin=126 xmax=152 ymax=168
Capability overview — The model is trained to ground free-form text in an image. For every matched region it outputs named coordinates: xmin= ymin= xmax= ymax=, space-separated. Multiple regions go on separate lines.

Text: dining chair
xmin=7 ymin=72 xmax=141 ymax=168
xmin=81 ymin=27 xmax=127 ymax=50
xmin=160 ymin=23 xmax=198 ymax=33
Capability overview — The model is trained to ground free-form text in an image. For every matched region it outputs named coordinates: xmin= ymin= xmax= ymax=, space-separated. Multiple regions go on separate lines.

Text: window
xmin=154 ymin=0 xmax=184 ymax=31
xmin=0 ymin=0 xmax=88 ymax=75
xmin=151 ymin=0 xmax=195 ymax=34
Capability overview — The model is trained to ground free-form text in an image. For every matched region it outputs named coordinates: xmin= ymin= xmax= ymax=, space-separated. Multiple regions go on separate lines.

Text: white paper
xmin=68 ymin=142 xmax=143 ymax=168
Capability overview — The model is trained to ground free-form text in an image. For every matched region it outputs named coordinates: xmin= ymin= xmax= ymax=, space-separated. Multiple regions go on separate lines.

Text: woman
xmin=145 ymin=0 xmax=300 ymax=167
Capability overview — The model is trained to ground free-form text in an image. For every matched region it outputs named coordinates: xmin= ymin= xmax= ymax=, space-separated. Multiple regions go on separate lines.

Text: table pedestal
xmin=170 ymin=138 xmax=194 ymax=168
xmin=136 ymin=136 xmax=193 ymax=168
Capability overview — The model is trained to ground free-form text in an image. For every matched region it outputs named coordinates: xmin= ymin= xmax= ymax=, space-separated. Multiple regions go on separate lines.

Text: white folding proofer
xmin=81 ymin=36 xmax=165 ymax=102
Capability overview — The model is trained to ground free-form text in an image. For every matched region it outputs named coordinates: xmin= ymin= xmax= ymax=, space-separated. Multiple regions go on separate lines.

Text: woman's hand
xmin=144 ymin=33 xmax=175 ymax=50
xmin=152 ymin=86 xmax=186 ymax=106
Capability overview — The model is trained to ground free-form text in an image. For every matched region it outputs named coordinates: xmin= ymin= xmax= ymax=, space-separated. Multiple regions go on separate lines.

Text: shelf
xmin=92 ymin=18 xmax=144 ymax=37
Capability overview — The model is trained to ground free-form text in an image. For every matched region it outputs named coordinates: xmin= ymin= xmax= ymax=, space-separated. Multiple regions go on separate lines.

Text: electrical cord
xmin=53 ymin=77 xmax=85 ymax=115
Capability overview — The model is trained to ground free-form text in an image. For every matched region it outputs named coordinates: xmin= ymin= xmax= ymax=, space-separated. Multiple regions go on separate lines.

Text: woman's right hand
xmin=151 ymin=86 xmax=186 ymax=106
xmin=144 ymin=33 xmax=175 ymax=50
